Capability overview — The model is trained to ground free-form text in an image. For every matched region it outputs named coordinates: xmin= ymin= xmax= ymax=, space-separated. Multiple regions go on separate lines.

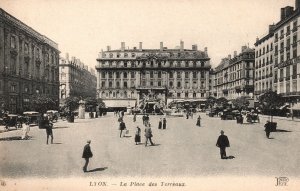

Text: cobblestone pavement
xmin=0 ymin=112 xmax=300 ymax=178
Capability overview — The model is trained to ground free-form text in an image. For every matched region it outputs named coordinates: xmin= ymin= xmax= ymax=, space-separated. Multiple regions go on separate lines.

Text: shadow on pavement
xmin=0 ymin=136 xmax=33 ymax=141
xmin=276 ymin=129 xmax=292 ymax=132
xmin=53 ymin=126 xmax=69 ymax=129
xmin=52 ymin=142 xmax=62 ymax=144
xmin=221 ymin=156 xmax=235 ymax=159
xmin=87 ymin=167 xmax=108 ymax=173
xmin=123 ymin=136 xmax=132 ymax=138
xmin=268 ymin=137 xmax=275 ymax=139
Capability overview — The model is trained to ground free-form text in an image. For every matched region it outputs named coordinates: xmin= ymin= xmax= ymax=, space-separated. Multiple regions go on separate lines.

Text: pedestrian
xmin=162 ymin=117 xmax=167 ymax=129
xmin=142 ymin=115 xmax=146 ymax=125
xmin=144 ymin=124 xmax=155 ymax=147
xmin=264 ymin=120 xmax=271 ymax=139
xmin=44 ymin=116 xmax=53 ymax=144
xmin=82 ymin=140 xmax=93 ymax=172
xmin=191 ymin=111 xmax=193 ymax=119
xmin=133 ymin=113 xmax=137 ymax=122
xmin=119 ymin=120 xmax=126 ymax=138
xmin=158 ymin=118 xmax=162 ymax=129
xmin=186 ymin=111 xmax=189 ymax=119
xmin=145 ymin=114 xmax=150 ymax=126
xmin=135 ymin=126 xmax=141 ymax=145
xmin=216 ymin=130 xmax=230 ymax=159
xmin=196 ymin=115 xmax=201 ymax=126
xmin=22 ymin=120 xmax=31 ymax=140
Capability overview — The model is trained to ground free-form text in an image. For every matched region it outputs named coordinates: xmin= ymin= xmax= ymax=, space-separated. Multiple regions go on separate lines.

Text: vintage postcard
xmin=0 ymin=0 xmax=300 ymax=190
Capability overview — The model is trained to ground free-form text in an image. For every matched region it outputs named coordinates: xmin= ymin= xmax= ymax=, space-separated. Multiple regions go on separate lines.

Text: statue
xmin=78 ymin=100 xmax=86 ymax=119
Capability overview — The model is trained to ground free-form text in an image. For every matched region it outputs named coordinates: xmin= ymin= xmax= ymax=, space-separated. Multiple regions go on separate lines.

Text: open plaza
xmin=0 ymin=113 xmax=299 ymax=178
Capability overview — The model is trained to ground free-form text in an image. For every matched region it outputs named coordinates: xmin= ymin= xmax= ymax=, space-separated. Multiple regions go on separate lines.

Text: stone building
xmin=59 ymin=53 xmax=97 ymax=101
xmin=273 ymin=2 xmax=300 ymax=102
xmin=0 ymin=9 xmax=60 ymax=114
xmin=254 ymin=25 xmax=275 ymax=101
xmin=213 ymin=46 xmax=255 ymax=100
xmin=96 ymin=41 xmax=211 ymax=110
xmin=254 ymin=0 xmax=300 ymax=103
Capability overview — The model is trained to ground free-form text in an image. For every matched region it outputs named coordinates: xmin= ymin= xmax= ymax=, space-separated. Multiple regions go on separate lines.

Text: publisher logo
xmin=275 ymin=177 xmax=289 ymax=186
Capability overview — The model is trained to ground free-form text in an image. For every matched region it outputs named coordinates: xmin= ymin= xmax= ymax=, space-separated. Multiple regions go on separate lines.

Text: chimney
xmin=192 ymin=44 xmax=198 ymax=50
xmin=121 ymin=42 xmax=125 ymax=51
xmin=228 ymin=54 xmax=231 ymax=60
xmin=65 ymin=53 xmax=69 ymax=61
xmin=269 ymin=25 xmax=275 ymax=33
xmin=296 ymin=0 xmax=300 ymax=10
xmin=107 ymin=46 xmax=111 ymax=51
xmin=234 ymin=51 xmax=237 ymax=57
xmin=285 ymin=6 xmax=294 ymax=18
xmin=71 ymin=56 xmax=75 ymax=63
xmin=180 ymin=40 xmax=184 ymax=51
xmin=139 ymin=42 xmax=142 ymax=51
xmin=281 ymin=8 xmax=286 ymax=20
xmin=241 ymin=46 xmax=247 ymax=52
xmin=160 ymin=42 xmax=163 ymax=51
xmin=204 ymin=47 xmax=208 ymax=53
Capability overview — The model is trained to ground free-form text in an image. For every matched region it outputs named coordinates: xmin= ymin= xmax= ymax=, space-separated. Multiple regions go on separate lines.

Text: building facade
xmin=274 ymin=2 xmax=300 ymax=101
xmin=59 ymin=53 xmax=97 ymax=101
xmin=254 ymin=0 xmax=300 ymax=103
xmin=0 ymin=9 xmax=60 ymax=114
xmin=213 ymin=46 xmax=255 ymax=100
xmin=254 ymin=25 xmax=275 ymax=101
xmin=96 ymin=41 xmax=211 ymax=108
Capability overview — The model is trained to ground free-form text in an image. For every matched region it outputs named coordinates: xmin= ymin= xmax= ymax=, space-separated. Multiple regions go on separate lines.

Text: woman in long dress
xmin=158 ymin=118 xmax=162 ymax=129
xmin=196 ymin=115 xmax=201 ymax=127
xmin=135 ymin=126 xmax=141 ymax=145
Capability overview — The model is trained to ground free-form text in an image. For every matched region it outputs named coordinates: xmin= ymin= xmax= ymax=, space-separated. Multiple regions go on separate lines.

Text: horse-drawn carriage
xmin=1 ymin=114 xmax=23 ymax=130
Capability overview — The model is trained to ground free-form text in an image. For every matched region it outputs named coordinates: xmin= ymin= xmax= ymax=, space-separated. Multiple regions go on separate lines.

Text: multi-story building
xmin=59 ymin=53 xmax=97 ymax=101
xmin=273 ymin=1 xmax=300 ymax=102
xmin=254 ymin=0 xmax=300 ymax=103
xmin=96 ymin=41 xmax=211 ymax=109
xmin=254 ymin=25 xmax=275 ymax=101
xmin=213 ymin=46 xmax=255 ymax=100
xmin=0 ymin=9 xmax=60 ymax=114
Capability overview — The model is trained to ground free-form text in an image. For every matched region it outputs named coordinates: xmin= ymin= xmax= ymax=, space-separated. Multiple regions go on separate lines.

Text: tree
xmin=232 ymin=96 xmax=250 ymax=111
xmin=64 ymin=96 xmax=80 ymax=112
xmin=84 ymin=97 xmax=97 ymax=110
xmin=258 ymin=90 xmax=284 ymax=121
xmin=30 ymin=94 xmax=56 ymax=114
xmin=216 ymin=97 xmax=228 ymax=109
xmin=205 ymin=96 xmax=217 ymax=109
xmin=96 ymin=98 xmax=106 ymax=108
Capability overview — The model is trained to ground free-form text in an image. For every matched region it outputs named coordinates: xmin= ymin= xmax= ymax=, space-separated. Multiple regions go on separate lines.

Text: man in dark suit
xmin=82 ymin=140 xmax=93 ymax=172
xmin=264 ymin=120 xmax=271 ymax=139
xmin=216 ymin=130 xmax=230 ymax=159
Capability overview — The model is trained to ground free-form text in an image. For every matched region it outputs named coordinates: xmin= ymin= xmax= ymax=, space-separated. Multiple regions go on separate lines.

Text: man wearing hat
xmin=216 ymin=130 xmax=230 ymax=159
xmin=82 ymin=140 xmax=93 ymax=172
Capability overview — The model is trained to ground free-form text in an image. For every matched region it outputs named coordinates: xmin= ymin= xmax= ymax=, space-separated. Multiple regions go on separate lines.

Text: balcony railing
xmin=286 ymin=31 xmax=291 ymax=36
xmin=292 ymin=27 xmax=297 ymax=32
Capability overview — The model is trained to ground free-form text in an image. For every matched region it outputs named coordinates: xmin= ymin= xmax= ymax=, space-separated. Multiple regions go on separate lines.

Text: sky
xmin=1 ymin=0 xmax=296 ymax=69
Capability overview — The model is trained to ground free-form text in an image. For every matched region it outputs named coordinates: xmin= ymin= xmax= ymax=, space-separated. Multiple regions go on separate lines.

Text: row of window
xmin=274 ymin=20 xmax=298 ymax=42
xmin=100 ymin=60 xmax=206 ymax=68
xmin=102 ymin=51 xmax=202 ymax=59
xmin=10 ymin=36 xmax=58 ymax=63
xmin=101 ymin=80 xmax=206 ymax=89
xmin=101 ymin=71 xmax=206 ymax=79
xmin=100 ymin=91 xmax=206 ymax=99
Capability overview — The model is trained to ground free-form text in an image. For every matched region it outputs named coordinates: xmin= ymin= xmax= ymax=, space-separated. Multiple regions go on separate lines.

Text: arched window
xmin=177 ymin=81 xmax=181 ymax=88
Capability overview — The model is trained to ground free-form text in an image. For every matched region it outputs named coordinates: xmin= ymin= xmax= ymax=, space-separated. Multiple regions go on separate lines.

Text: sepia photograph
xmin=0 ymin=0 xmax=300 ymax=190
